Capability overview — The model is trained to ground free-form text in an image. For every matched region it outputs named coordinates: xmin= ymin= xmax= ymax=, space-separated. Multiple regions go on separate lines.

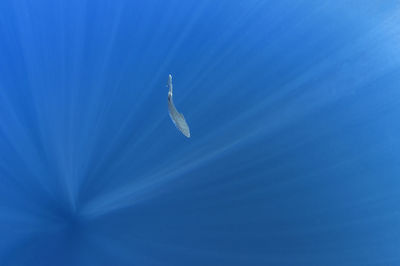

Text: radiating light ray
xmin=76 ymin=0 xmax=212 ymax=186
xmin=1 ymin=1 xmax=400 ymax=265
xmin=0 ymin=3 xmax=82 ymax=209
xmin=82 ymin=66 xmax=400 ymax=220
xmin=81 ymin=127 xmax=274 ymax=218
xmin=77 ymin=0 xmax=275 ymax=179
xmin=78 ymin=56 xmax=400 ymax=211
xmin=74 ymin=52 xmax=400 ymax=229
xmin=170 ymin=1 xmax=277 ymax=102
xmin=0 ymin=98 xmax=57 ymax=199
xmin=79 ymin=19 xmax=127 ymax=157
xmin=206 ymin=12 xmax=400 ymax=132
xmin=74 ymin=0 xmax=309 ymax=202
xmin=116 ymin=11 xmax=378 ymax=154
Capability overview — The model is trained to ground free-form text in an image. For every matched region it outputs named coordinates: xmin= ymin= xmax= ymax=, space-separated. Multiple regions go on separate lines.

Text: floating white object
xmin=167 ymin=74 xmax=190 ymax=138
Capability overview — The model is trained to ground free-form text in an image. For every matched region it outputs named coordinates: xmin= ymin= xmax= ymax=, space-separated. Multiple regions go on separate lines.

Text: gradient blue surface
xmin=1 ymin=1 xmax=400 ymax=265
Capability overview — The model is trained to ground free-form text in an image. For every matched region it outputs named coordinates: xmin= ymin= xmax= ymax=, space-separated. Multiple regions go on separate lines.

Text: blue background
xmin=0 ymin=0 xmax=400 ymax=265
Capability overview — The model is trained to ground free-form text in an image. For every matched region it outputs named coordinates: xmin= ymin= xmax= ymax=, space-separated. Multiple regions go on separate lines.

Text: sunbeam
xmin=0 ymin=0 xmax=400 ymax=265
